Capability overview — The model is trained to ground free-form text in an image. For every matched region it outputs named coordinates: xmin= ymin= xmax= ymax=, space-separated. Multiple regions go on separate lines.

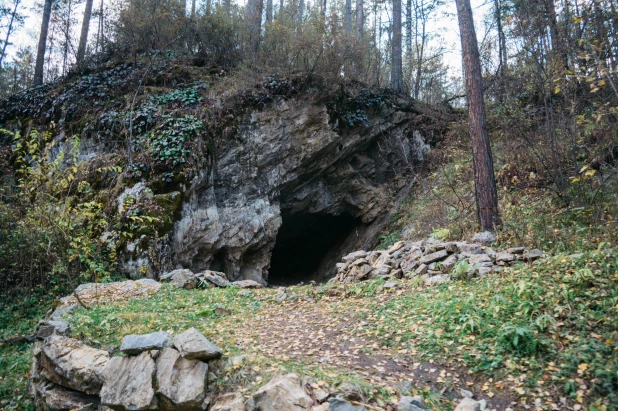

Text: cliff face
xmin=0 ymin=62 xmax=452 ymax=285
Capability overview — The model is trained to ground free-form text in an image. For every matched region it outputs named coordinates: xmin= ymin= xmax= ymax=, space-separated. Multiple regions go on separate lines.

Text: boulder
xmin=420 ymin=250 xmax=448 ymax=264
xmin=468 ymin=254 xmax=492 ymax=265
xmin=211 ymin=393 xmax=246 ymax=411
xmin=156 ymin=348 xmax=208 ymax=409
xmin=399 ymin=395 xmax=426 ymax=411
xmin=247 ymin=374 xmax=312 ymax=411
xmin=478 ymin=267 xmax=493 ymax=277
xmin=199 ymin=270 xmax=230 ymax=287
xmin=35 ymin=320 xmax=71 ymax=340
xmin=454 ymin=398 xmax=481 ymax=411
xmin=506 ymin=247 xmax=527 ymax=254
xmin=120 ymin=331 xmax=173 ymax=355
xmin=471 ymin=231 xmax=496 ymax=245
xmin=39 ymin=335 xmax=109 ymax=395
xmin=173 ymin=327 xmax=223 ymax=360
xmin=440 ymin=254 xmax=458 ymax=273
xmin=524 ymin=249 xmax=544 ymax=261
xmin=169 ymin=269 xmax=198 ymax=289
xmin=424 ymin=274 xmax=451 ymax=286
xmin=495 ymin=251 xmax=515 ymax=263
xmin=100 ymin=352 xmax=157 ymax=410
xmin=328 ymin=398 xmax=366 ymax=411
xmin=231 ymin=280 xmax=264 ymax=288
xmin=415 ymin=264 xmax=428 ymax=275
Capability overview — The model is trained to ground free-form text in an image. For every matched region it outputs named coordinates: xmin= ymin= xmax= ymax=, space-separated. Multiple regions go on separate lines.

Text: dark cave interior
xmin=268 ymin=212 xmax=357 ymax=285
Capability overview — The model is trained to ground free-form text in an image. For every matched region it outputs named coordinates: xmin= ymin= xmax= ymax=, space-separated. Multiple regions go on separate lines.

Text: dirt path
xmin=234 ymin=291 xmax=518 ymax=410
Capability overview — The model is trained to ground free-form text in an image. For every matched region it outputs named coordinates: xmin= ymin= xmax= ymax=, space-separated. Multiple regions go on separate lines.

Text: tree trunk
xmin=34 ymin=0 xmax=53 ymax=85
xmin=0 ymin=0 xmax=21 ymax=68
xmin=355 ymin=0 xmax=363 ymax=39
xmin=345 ymin=0 xmax=352 ymax=33
xmin=250 ymin=0 xmax=263 ymax=53
xmin=405 ymin=0 xmax=411 ymax=55
xmin=266 ymin=0 xmax=273 ymax=23
xmin=494 ymin=0 xmax=507 ymax=75
xmin=455 ymin=0 xmax=500 ymax=231
xmin=225 ymin=0 xmax=231 ymax=14
xmin=95 ymin=0 xmax=103 ymax=54
xmin=298 ymin=0 xmax=304 ymax=24
xmin=76 ymin=0 xmax=94 ymax=67
xmin=392 ymin=0 xmax=402 ymax=91
xmin=206 ymin=0 xmax=212 ymax=14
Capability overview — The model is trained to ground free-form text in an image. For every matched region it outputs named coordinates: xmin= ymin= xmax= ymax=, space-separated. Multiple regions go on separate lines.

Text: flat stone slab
xmin=420 ymin=250 xmax=448 ymax=264
xmin=100 ymin=352 xmax=157 ymax=410
xmin=231 ymin=280 xmax=264 ymax=289
xmin=120 ymin=331 xmax=173 ymax=355
xmin=173 ymin=327 xmax=223 ymax=360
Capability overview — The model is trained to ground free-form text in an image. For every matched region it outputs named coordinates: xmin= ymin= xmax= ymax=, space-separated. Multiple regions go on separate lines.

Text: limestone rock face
xmin=173 ymin=327 xmax=223 ymax=360
xmin=156 ymin=348 xmax=208 ymax=409
xmin=39 ymin=335 xmax=109 ymax=395
xmin=247 ymin=373 xmax=313 ymax=411
xmin=100 ymin=352 xmax=157 ymax=410
xmin=120 ymin=331 xmax=173 ymax=355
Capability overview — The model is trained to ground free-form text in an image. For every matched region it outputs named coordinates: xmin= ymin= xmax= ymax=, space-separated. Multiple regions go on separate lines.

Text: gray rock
xmin=387 ymin=241 xmax=405 ymax=254
xmin=35 ymin=320 xmax=71 ymax=340
xmin=478 ymin=267 xmax=493 ymax=277
xmin=415 ymin=264 xmax=428 ymax=275
xmin=444 ymin=242 xmax=458 ymax=253
xmin=468 ymin=254 xmax=492 ymax=265
xmin=342 ymin=251 xmax=369 ymax=262
xmin=458 ymin=243 xmax=483 ymax=255
xmin=156 ymin=348 xmax=208 ymax=409
xmin=506 ymin=247 xmax=527 ymax=254
xmin=373 ymin=265 xmax=392 ymax=277
xmin=173 ymin=327 xmax=223 ymax=360
xmin=210 ymin=393 xmax=246 ymax=411
xmin=495 ymin=251 xmax=515 ymax=263
xmin=231 ymin=280 xmax=264 ymax=288
xmin=30 ymin=380 xmax=100 ymax=411
xmin=383 ymin=281 xmax=397 ymax=289
xmin=351 ymin=258 xmax=369 ymax=267
xmin=484 ymin=248 xmax=496 ymax=259
xmin=420 ymin=250 xmax=448 ymax=264
xmin=100 ymin=352 xmax=157 ymax=410
xmin=349 ymin=264 xmax=373 ymax=281
xmin=440 ymin=254 xmax=458 ymax=273
xmin=336 ymin=263 xmax=348 ymax=270
xmin=473 ymin=262 xmax=493 ymax=268
xmin=120 ymin=331 xmax=172 ymax=355
xmin=198 ymin=270 xmax=230 ymax=287
xmin=169 ymin=269 xmax=198 ymax=289
xmin=328 ymin=397 xmax=366 ymax=411
xmin=39 ymin=335 xmax=109 ymax=395
xmin=471 ymin=231 xmax=496 ymax=246
xmin=454 ymin=398 xmax=481 ymax=411
xmin=424 ymin=274 xmax=451 ymax=286
xmin=524 ymin=249 xmax=544 ymax=261
xmin=399 ymin=395 xmax=426 ymax=411
xmin=568 ymin=253 xmax=584 ymax=259
xmin=248 ymin=374 xmax=312 ymax=411
xmin=459 ymin=389 xmax=474 ymax=399
xmin=50 ymin=304 xmax=77 ymax=320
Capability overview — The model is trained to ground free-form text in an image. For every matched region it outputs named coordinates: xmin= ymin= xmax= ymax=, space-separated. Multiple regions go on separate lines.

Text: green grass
xmin=351 ymin=250 xmax=618 ymax=410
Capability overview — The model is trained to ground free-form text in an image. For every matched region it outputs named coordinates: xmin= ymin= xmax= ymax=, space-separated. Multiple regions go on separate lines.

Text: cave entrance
xmin=268 ymin=212 xmax=357 ymax=285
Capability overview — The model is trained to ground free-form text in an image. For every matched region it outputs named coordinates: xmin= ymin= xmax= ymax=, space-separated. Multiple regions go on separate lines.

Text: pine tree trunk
xmin=405 ymin=0 xmax=411 ymax=55
xmin=391 ymin=0 xmax=402 ymax=91
xmin=345 ymin=0 xmax=352 ymax=33
xmin=34 ymin=0 xmax=53 ymax=85
xmin=76 ymin=0 xmax=94 ymax=67
xmin=493 ymin=0 xmax=507 ymax=75
xmin=355 ymin=0 xmax=363 ymax=39
xmin=455 ymin=0 xmax=500 ymax=231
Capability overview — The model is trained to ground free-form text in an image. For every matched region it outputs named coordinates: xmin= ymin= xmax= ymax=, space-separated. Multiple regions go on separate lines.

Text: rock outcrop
xmin=0 ymin=66 xmax=451 ymax=285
